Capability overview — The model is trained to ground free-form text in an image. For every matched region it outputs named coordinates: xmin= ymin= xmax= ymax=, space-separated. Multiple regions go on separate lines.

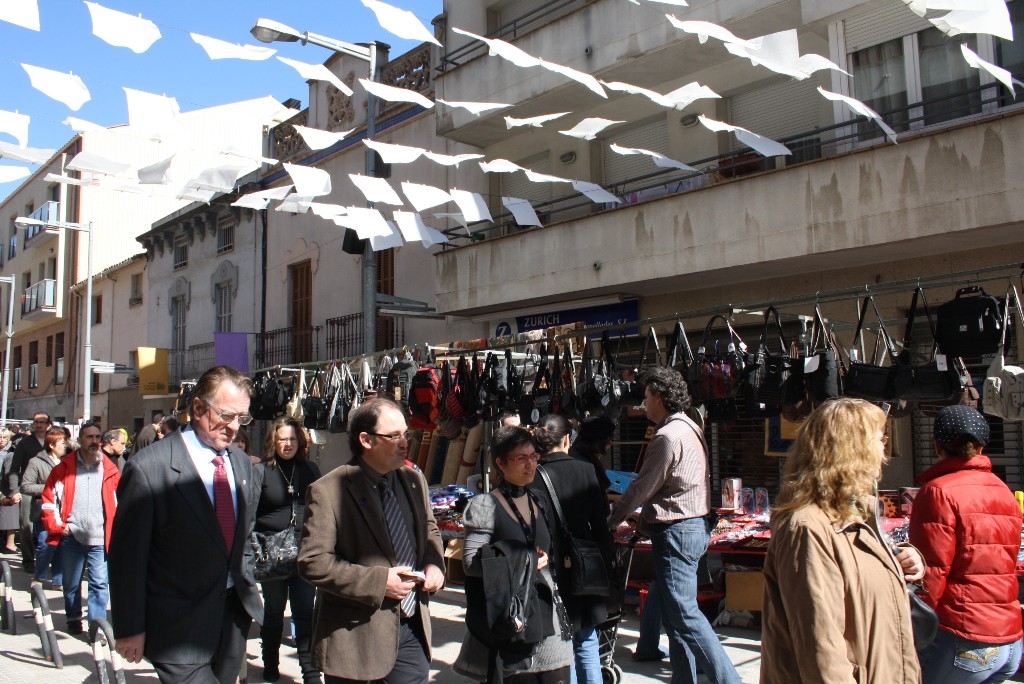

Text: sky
xmin=0 ymin=0 xmax=440 ymax=202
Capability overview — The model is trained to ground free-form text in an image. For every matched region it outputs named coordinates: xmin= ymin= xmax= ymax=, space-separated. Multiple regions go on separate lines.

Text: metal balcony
xmin=23 ymin=201 xmax=60 ymax=249
xmin=21 ymin=279 xmax=56 ymax=319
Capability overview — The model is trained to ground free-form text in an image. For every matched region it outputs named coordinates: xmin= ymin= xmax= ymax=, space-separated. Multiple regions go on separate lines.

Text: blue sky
xmin=0 ymin=0 xmax=440 ymax=201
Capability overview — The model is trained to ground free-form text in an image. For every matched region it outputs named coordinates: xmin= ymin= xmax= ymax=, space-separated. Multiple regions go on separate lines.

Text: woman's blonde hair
xmin=774 ymin=398 xmax=888 ymax=524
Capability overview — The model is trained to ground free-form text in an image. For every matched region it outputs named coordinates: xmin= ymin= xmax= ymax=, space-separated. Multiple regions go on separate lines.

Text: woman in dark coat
xmin=532 ymin=414 xmax=614 ymax=684
xmin=255 ymin=416 xmax=322 ymax=684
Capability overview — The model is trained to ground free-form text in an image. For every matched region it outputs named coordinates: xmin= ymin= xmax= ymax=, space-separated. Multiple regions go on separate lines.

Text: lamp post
xmin=252 ymin=18 xmax=388 ymax=355
xmin=15 ymin=217 xmax=94 ymax=422
xmin=0 ymin=275 xmax=15 ymax=427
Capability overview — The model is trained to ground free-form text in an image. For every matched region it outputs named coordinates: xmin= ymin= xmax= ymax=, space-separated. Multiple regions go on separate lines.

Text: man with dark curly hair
xmin=608 ymin=366 xmax=739 ymax=684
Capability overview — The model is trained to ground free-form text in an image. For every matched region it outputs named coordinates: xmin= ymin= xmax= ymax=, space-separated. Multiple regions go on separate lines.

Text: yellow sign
xmin=138 ymin=347 xmax=169 ymax=395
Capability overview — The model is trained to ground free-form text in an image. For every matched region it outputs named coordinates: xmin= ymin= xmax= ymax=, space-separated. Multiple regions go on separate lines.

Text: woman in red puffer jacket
xmin=909 ymin=405 xmax=1023 ymax=683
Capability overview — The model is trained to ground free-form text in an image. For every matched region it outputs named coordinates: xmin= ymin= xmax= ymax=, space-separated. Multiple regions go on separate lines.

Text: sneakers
xmin=66 ymin=620 xmax=83 ymax=635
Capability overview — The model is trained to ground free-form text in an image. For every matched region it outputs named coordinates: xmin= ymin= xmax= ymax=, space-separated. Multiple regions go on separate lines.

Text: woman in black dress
xmin=256 ymin=416 xmax=322 ymax=683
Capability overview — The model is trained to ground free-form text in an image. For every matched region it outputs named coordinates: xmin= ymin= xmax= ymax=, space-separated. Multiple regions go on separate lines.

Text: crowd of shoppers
xmin=0 ymin=365 xmax=1020 ymax=684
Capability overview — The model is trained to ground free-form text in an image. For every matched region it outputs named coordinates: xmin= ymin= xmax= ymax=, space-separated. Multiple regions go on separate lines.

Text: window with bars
xmin=290 ymin=261 xmax=312 ymax=361
xmin=173 ymin=235 xmax=188 ymax=270
xmin=376 ymin=249 xmax=395 ymax=352
xmin=12 ymin=346 xmax=21 ymax=390
xmin=172 ymin=296 xmax=187 ymax=352
xmin=55 ymin=332 xmax=64 ymax=384
xmin=215 ymin=282 xmax=233 ymax=333
xmin=216 ymin=215 xmax=234 ymax=254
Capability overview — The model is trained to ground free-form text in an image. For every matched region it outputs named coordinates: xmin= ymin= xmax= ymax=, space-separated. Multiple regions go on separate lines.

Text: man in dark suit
xmin=109 ymin=366 xmax=263 ymax=684
xmin=298 ymin=397 xmax=444 ymax=684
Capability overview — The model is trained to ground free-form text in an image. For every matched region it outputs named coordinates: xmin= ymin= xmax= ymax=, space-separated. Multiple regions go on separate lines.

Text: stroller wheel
xmin=602 ymin=664 xmax=623 ymax=684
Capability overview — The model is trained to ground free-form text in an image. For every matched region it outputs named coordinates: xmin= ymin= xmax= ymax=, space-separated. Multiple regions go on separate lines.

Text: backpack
xmin=408 ymin=364 xmax=442 ymax=431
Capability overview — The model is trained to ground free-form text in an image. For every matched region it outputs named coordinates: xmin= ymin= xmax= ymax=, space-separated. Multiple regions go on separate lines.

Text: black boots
xmin=261 ymin=634 xmax=280 ymax=683
xmin=296 ymin=636 xmax=321 ymax=684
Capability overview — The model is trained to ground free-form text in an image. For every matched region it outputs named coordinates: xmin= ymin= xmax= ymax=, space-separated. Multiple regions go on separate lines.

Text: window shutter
xmin=601 ymin=116 xmax=669 ymax=188
xmin=729 ymin=78 xmax=820 ymax=142
xmin=844 ymin=5 xmax=930 ymax=53
xmin=500 ymin=152 xmax=553 ymax=207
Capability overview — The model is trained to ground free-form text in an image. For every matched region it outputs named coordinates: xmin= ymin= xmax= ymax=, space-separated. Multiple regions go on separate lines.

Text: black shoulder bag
xmin=536 ymin=467 xmax=610 ymax=597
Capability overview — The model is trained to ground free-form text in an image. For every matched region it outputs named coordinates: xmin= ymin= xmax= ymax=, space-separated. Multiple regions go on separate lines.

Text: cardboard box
xmin=444 ymin=538 xmax=466 ymax=584
xmin=725 ymin=570 xmax=765 ymax=612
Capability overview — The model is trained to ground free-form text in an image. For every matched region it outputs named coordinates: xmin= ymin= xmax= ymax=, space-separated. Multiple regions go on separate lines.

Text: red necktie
xmin=212 ymin=454 xmax=235 ymax=552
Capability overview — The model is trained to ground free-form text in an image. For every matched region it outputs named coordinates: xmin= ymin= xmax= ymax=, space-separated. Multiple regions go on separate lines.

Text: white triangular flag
xmin=349 ymin=174 xmax=404 ymax=206
xmin=283 ymin=162 xmax=332 ymax=197
xmin=186 ymin=165 xmax=246 ymax=193
xmin=334 ymin=207 xmax=393 ymax=238
xmin=434 ymin=212 xmax=468 ymax=229
xmin=452 ymin=28 xmax=543 ymax=68
xmin=505 ymin=112 xmax=571 ymax=129
xmin=293 ymin=125 xmax=355 ymax=151
xmin=277 ymin=57 xmax=353 ymax=96
xmin=138 ymin=156 xmax=174 ymax=184
xmin=394 ymin=211 xmax=428 ymax=242
xmin=21 ymin=64 xmax=91 ymax=111
xmin=601 ymin=81 xmax=676 ymax=108
xmin=436 ymin=99 xmax=512 ymax=115
xmin=450 ymin=189 xmax=492 ymax=223
xmin=62 ymin=116 xmax=104 ymax=132
xmin=524 ymin=169 xmax=573 ymax=184
xmin=815 ymin=88 xmax=898 ymax=144
xmin=0 ymin=110 xmax=30 ymax=148
xmin=360 ymin=0 xmax=442 ymax=47
xmin=0 ymin=141 xmax=53 ymax=164
xmin=662 ymin=82 xmax=721 ymax=110
xmin=364 ymin=139 xmax=426 ymax=164
xmin=67 ymin=150 xmax=130 ymax=176
xmin=234 ymin=185 xmax=294 ymax=209
xmin=422 ymin=151 xmax=483 ymax=167
xmin=961 ymin=44 xmax=1019 ymax=96
xmin=191 ymin=33 xmax=277 ymax=61
xmin=401 ymin=181 xmax=452 ymax=212
xmin=479 ymin=159 xmax=524 ymax=174
xmin=559 ymin=117 xmax=623 ymax=140
xmin=572 ymin=181 xmax=622 ymax=204
xmin=502 ymin=197 xmax=542 ymax=227
xmin=608 ymin=144 xmax=696 ymax=171
xmin=85 ymin=2 xmax=161 ymax=53
xmin=422 ymin=226 xmax=449 ymax=247
xmin=0 ymin=0 xmax=39 ymax=31
xmin=931 ymin=3 xmax=1013 ymax=41
xmin=665 ymin=16 xmax=753 ymax=46
xmin=697 ymin=116 xmax=792 ymax=157
xmin=369 ymin=220 xmax=405 ymax=251
xmin=537 ymin=60 xmax=607 ymax=98
xmin=359 ymin=79 xmax=435 ymax=109
xmin=124 ymin=87 xmax=184 ymax=144
xmin=0 ymin=166 xmax=30 ymax=184
xmin=44 ymin=173 xmax=90 ymax=186
xmin=177 ymin=188 xmax=216 ymax=204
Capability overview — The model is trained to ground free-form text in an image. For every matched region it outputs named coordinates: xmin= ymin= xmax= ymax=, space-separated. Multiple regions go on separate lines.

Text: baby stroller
xmin=595 ymin=535 xmax=641 ymax=684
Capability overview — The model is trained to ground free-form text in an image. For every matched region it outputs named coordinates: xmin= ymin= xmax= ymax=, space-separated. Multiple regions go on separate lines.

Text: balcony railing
xmin=21 ymin=279 xmax=56 ymax=316
xmin=254 ymin=326 xmax=321 ymax=369
xmin=440 ymin=80 xmax=1017 ymax=245
xmin=169 ymin=342 xmax=215 ymax=385
xmin=325 ymin=313 xmax=405 ymax=359
xmin=24 ymin=201 xmax=59 ymax=246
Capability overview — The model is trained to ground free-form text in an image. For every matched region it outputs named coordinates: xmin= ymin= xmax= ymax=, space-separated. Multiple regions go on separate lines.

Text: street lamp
xmin=0 ymin=275 xmax=16 ymax=427
xmin=14 ymin=216 xmax=94 ymax=422
xmin=252 ymin=18 xmax=388 ymax=355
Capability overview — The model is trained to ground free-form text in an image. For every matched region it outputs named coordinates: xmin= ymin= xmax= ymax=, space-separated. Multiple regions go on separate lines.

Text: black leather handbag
xmin=250 ymin=498 xmax=298 ymax=582
xmin=537 ymin=468 xmax=610 ymax=598
xmin=890 ymin=288 xmax=963 ymax=402
xmin=908 ymin=583 xmax=939 ymax=650
xmin=935 ymin=286 xmax=1004 ymax=357
xmin=844 ymin=297 xmax=898 ymax=401
xmin=745 ymin=306 xmax=794 ymax=415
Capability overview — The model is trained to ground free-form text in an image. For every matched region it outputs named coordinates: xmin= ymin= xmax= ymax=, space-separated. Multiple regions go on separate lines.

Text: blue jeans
xmin=919 ymin=630 xmax=1022 ymax=684
xmin=570 ymin=622 xmax=602 ymax=684
xmin=61 ymin=536 xmax=108 ymax=623
xmin=260 ymin=573 xmax=314 ymax=644
xmin=650 ymin=517 xmax=740 ymax=684
xmin=636 ymin=580 xmax=665 ymax=658
xmin=33 ymin=519 xmax=62 ymax=586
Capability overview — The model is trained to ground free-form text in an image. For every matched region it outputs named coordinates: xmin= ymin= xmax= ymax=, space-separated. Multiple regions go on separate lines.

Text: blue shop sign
xmin=513 ymin=300 xmax=639 ymax=334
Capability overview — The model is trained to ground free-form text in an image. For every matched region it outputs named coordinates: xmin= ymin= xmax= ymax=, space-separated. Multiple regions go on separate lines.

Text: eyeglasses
xmin=205 ymin=404 xmax=253 ymax=426
xmin=32 ymin=419 xmax=49 ymax=425
xmin=367 ymin=432 xmax=411 ymax=443
xmin=506 ymin=452 xmax=542 ymax=465
xmin=276 ymin=437 xmax=298 ymax=444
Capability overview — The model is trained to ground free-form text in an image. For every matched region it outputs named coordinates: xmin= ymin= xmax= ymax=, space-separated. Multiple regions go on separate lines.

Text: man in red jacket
xmin=40 ymin=421 xmax=120 ymax=635
xmin=909 ymin=405 xmax=1023 ymax=683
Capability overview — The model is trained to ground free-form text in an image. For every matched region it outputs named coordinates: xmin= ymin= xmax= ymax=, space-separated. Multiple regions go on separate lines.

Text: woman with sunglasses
xmin=455 ymin=425 xmax=573 ymax=683
xmin=255 ymin=416 xmax=322 ymax=683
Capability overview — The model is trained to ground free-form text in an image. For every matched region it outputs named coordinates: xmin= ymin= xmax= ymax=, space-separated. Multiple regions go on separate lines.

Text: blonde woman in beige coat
xmin=761 ymin=398 xmax=925 ymax=684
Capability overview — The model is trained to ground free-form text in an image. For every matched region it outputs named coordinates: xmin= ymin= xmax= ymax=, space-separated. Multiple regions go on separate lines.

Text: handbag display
xmin=285 ymin=369 xmax=305 ymax=422
xmin=689 ymin=315 xmax=750 ymax=422
xmin=890 ymin=288 xmax=963 ymax=402
xmin=843 ymin=296 xmax=898 ymax=402
xmin=744 ymin=306 xmax=794 ymax=416
xmin=302 ymin=370 xmax=330 ymax=430
xmin=536 ymin=467 xmax=610 ymax=598
xmin=935 ymin=286 xmax=1004 ymax=357
xmin=250 ymin=496 xmax=298 ymax=582
xmin=806 ymin=304 xmax=843 ymax=404
xmin=983 ymin=284 xmax=1024 ymax=422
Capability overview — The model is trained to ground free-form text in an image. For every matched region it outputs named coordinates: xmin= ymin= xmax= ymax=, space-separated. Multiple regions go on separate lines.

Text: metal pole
xmin=362 ymin=42 xmax=379 ymax=355
xmin=82 ymin=223 xmax=93 ymax=422
xmin=0 ymin=276 xmax=14 ymax=428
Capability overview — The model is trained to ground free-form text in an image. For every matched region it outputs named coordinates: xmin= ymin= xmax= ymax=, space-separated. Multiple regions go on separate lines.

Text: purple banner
xmin=214 ymin=332 xmax=249 ymax=373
